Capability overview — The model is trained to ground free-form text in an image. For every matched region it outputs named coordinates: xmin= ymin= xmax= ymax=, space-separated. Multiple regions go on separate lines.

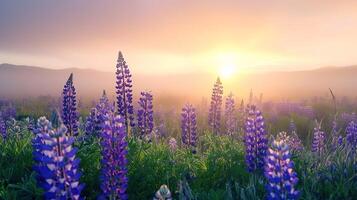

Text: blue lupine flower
xmin=0 ymin=114 xmax=6 ymax=139
xmin=244 ymin=105 xmax=268 ymax=172
xmin=100 ymin=113 xmax=128 ymax=200
xmin=61 ymin=73 xmax=79 ymax=136
xmin=225 ymin=93 xmax=236 ymax=136
xmin=331 ymin=118 xmax=343 ymax=150
xmin=346 ymin=121 xmax=357 ymax=152
xmin=85 ymin=107 xmax=99 ymax=135
xmin=265 ymin=139 xmax=300 ymax=200
xmin=181 ymin=104 xmax=197 ymax=148
xmin=32 ymin=117 xmax=84 ymax=200
xmin=209 ymin=77 xmax=223 ymax=134
xmin=116 ymin=51 xmax=135 ymax=133
xmin=137 ymin=92 xmax=154 ymax=138
xmin=85 ymin=90 xmax=114 ymax=137
xmin=312 ymin=121 xmax=325 ymax=155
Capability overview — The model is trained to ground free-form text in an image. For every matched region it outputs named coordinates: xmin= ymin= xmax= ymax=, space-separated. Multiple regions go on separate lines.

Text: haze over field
xmin=1 ymin=63 xmax=357 ymax=101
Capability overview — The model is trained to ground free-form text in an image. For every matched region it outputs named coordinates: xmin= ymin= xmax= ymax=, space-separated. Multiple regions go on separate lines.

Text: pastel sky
xmin=1 ymin=0 xmax=357 ymax=75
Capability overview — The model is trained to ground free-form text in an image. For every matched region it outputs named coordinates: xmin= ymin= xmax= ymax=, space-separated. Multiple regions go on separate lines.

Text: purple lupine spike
xmin=32 ymin=117 xmax=83 ymax=200
xmin=0 ymin=114 xmax=6 ymax=139
xmin=181 ymin=104 xmax=198 ymax=148
xmin=208 ymin=77 xmax=223 ymax=134
xmin=100 ymin=113 xmax=128 ymax=200
xmin=289 ymin=119 xmax=297 ymax=134
xmin=285 ymin=120 xmax=304 ymax=152
xmin=85 ymin=90 xmax=114 ymax=137
xmin=85 ymin=107 xmax=99 ymax=135
xmin=225 ymin=93 xmax=236 ymax=136
xmin=137 ymin=91 xmax=154 ymax=138
xmin=116 ymin=51 xmax=134 ymax=133
xmin=244 ymin=105 xmax=268 ymax=172
xmin=61 ymin=73 xmax=79 ymax=136
xmin=346 ymin=121 xmax=357 ymax=152
xmin=331 ymin=118 xmax=342 ymax=149
xmin=265 ymin=139 xmax=300 ymax=200
xmin=312 ymin=121 xmax=325 ymax=155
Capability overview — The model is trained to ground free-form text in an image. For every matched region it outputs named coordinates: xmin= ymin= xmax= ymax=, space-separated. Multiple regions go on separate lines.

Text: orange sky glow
xmin=1 ymin=1 xmax=357 ymax=76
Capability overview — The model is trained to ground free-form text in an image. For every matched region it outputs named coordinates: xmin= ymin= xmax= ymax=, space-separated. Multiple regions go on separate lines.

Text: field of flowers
xmin=1 ymin=52 xmax=357 ymax=200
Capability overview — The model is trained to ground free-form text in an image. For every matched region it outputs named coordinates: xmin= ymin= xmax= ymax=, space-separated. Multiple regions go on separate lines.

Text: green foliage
xmin=1 ymin=119 xmax=357 ymax=199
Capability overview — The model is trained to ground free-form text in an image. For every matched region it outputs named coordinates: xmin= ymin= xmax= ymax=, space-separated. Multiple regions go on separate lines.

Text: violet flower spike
xmin=137 ymin=91 xmax=154 ymax=138
xmin=244 ymin=105 xmax=268 ymax=172
xmin=100 ymin=113 xmax=128 ymax=200
xmin=0 ymin=114 xmax=6 ymax=140
xmin=208 ymin=77 xmax=223 ymax=135
xmin=181 ymin=104 xmax=198 ymax=148
xmin=265 ymin=138 xmax=300 ymax=200
xmin=116 ymin=51 xmax=135 ymax=133
xmin=346 ymin=121 xmax=357 ymax=153
xmin=32 ymin=117 xmax=84 ymax=200
xmin=225 ymin=93 xmax=236 ymax=136
xmin=311 ymin=121 xmax=325 ymax=155
xmin=61 ymin=73 xmax=79 ymax=136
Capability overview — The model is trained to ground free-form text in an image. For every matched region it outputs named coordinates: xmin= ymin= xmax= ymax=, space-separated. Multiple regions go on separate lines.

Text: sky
xmin=1 ymin=0 xmax=357 ymax=75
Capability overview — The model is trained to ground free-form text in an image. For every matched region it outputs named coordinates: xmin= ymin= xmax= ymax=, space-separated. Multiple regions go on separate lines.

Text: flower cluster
xmin=265 ymin=139 xmax=299 ymax=200
xmin=168 ymin=137 xmax=178 ymax=151
xmin=99 ymin=113 xmax=128 ymax=199
xmin=225 ymin=93 xmax=236 ymax=136
xmin=153 ymin=185 xmax=172 ymax=200
xmin=312 ymin=121 xmax=325 ymax=155
xmin=85 ymin=91 xmax=114 ymax=137
xmin=137 ymin=92 xmax=154 ymax=138
xmin=116 ymin=51 xmax=134 ymax=133
xmin=85 ymin=107 xmax=99 ymax=135
xmin=0 ymin=114 xmax=6 ymax=139
xmin=208 ymin=77 xmax=223 ymax=134
xmin=244 ymin=105 xmax=268 ymax=172
xmin=346 ymin=121 xmax=357 ymax=152
xmin=331 ymin=118 xmax=343 ymax=149
xmin=61 ymin=73 xmax=79 ymax=136
xmin=286 ymin=120 xmax=304 ymax=151
xmin=181 ymin=104 xmax=197 ymax=148
xmin=32 ymin=117 xmax=83 ymax=199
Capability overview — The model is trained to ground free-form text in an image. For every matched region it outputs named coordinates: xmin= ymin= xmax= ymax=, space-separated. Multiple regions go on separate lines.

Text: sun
xmin=219 ymin=64 xmax=236 ymax=79
xmin=216 ymin=52 xmax=237 ymax=79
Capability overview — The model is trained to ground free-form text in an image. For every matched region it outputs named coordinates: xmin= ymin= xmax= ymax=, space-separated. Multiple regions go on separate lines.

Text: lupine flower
xmin=244 ymin=105 xmax=268 ymax=172
xmin=265 ymin=139 xmax=299 ymax=200
xmin=346 ymin=121 xmax=357 ymax=152
xmin=208 ymin=77 xmax=223 ymax=134
xmin=137 ymin=92 xmax=154 ymax=138
xmin=289 ymin=119 xmax=297 ymax=133
xmin=341 ymin=112 xmax=357 ymax=123
xmin=0 ymin=114 xmax=6 ymax=139
xmin=100 ymin=113 xmax=128 ymax=199
xmin=312 ymin=121 xmax=325 ymax=155
xmin=181 ymin=104 xmax=197 ymax=149
xmin=286 ymin=120 xmax=304 ymax=151
xmin=61 ymin=73 xmax=79 ymax=136
xmin=225 ymin=93 xmax=236 ymax=136
xmin=85 ymin=91 xmax=114 ymax=138
xmin=153 ymin=185 xmax=173 ymax=200
xmin=85 ymin=107 xmax=99 ymax=135
xmin=331 ymin=118 xmax=342 ymax=149
xmin=32 ymin=117 xmax=83 ymax=200
xmin=168 ymin=137 xmax=178 ymax=151
xmin=116 ymin=51 xmax=134 ymax=133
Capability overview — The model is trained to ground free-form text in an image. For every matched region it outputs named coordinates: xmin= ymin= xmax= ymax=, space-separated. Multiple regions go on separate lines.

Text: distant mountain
xmin=1 ymin=63 xmax=357 ymax=101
